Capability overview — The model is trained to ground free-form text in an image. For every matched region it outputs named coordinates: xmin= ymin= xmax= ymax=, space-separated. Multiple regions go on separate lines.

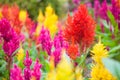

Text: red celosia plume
xmin=64 ymin=5 xmax=96 ymax=50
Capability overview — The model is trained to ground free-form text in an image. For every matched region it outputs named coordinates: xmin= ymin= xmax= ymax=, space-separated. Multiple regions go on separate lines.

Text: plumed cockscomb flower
xmin=39 ymin=26 xmax=52 ymax=55
xmin=91 ymin=40 xmax=108 ymax=65
xmin=111 ymin=0 xmax=120 ymax=29
xmin=53 ymin=30 xmax=68 ymax=64
xmin=0 ymin=19 xmax=20 ymax=56
xmin=24 ymin=51 xmax=32 ymax=80
xmin=54 ymin=30 xmax=68 ymax=49
xmin=10 ymin=64 xmax=24 ymax=80
xmin=31 ymin=59 xmax=42 ymax=80
xmin=67 ymin=38 xmax=79 ymax=60
xmin=99 ymin=0 xmax=109 ymax=22
xmin=64 ymin=5 xmax=96 ymax=51
xmin=94 ymin=0 xmax=101 ymax=19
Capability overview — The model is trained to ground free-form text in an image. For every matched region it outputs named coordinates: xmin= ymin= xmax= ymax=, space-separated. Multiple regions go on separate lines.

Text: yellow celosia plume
xmin=36 ymin=5 xmax=58 ymax=37
xmin=37 ymin=10 xmax=44 ymax=23
xmin=90 ymin=40 xmax=116 ymax=80
xmin=45 ymin=56 xmax=57 ymax=80
xmin=19 ymin=10 xmax=27 ymax=22
xmin=16 ymin=47 xmax=25 ymax=61
xmin=56 ymin=50 xmax=75 ymax=80
xmin=91 ymin=40 xmax=108 ymax=64
xmin=0 ymin=10 xmax=3 ymax=19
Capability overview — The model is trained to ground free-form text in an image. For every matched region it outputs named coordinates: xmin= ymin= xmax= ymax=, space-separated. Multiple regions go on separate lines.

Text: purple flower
xmin=94 ymin=0 xmax=101 ymax=19
xmin=0 ymin=19 xmax=20 ymax=56
xmin=24 ymin=51 xmax=32 ymax=80
xmin=54 ymin=30 xmax=68 ymax=49
xmin=73 ymin=0 xmax=80 ymax=5
xmin=31 ymin=59 xmax=42 ymax=80
xmin=10 ymin=64 xmax=23 ymax=80
xmin=111 ymin=0 xmax=120 ymax=29
xmin=24 ymin=51 xmax=32 ymax=67
xmin=39 ymin=26 xmax=52 ymax=55
xmin=53 ymin=30 xmax=68 ymax=64
xmin=53 ymin=48 xmax=61 ymax=64
xmin=30 ymin=22 xmax=37 ymax=38
xmin=99 ymin=0 xmax=109 ymax=22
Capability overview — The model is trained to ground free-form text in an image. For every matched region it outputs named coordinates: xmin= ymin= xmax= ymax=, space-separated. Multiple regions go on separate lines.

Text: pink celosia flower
xmin=0 ymin=19 xmax=20 ymax=56
xmin=31 ymin=59 xmax=42 ymax=80
xmin=24 ymin=51 xmax=32 ymax=80
xmin=10 ymin=64 xmax=23 ymax=80
xmin=38 ymin=26 xmax=52 ymax=55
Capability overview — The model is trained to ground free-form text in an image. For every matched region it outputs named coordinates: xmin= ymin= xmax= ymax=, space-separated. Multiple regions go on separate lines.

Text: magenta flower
xmin=73 ymin=0 xmax=80 ymax=5
xmin=111 ymin=0 xmax=120 ymax=29
xmin=24 ymin=51 xmax=32 ymax=80
xmin=10 ymin=64 xmax=23 ymax=80
xmin=39 ymin=26 xmax=52 ymax=55
xmin=31 ymin=59 xmax=42 ymax=80
xmin=0 ymin=19 xmax=20 ymax=56
xmin=53 ymin=30 xmax=68 ymax=64
xmin=94 ymin=0 xmax=101 ymax=19
xmin=99 ymin=0 xmax=109 ymax=22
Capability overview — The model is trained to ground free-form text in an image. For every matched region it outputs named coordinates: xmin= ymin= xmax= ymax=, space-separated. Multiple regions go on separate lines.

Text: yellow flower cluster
xmin=19 ymin=10 xmax=27 ymax=23
xmin=90 ymin=40 xmax=116 ymax=80
xmin=45 ymin=50 xmax=83 ymax=80
xmin=16 ymin=47 xmax=25 ymax=61
xmin=36 ymin=5 xmax=58 ymax=37
xmin=0 ymin=10 xmax=3 ymax=19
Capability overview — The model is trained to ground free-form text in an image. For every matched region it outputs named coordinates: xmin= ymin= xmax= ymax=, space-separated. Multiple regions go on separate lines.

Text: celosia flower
xmin=37 ymin=10 xmax=44 ymax=23
xmin=19 ymin=10 xmax=27 ymax=22
xmin=67 ymin=43 xmax=79 ymax=60
xmin=94 ymin=0 xmax=101 ymax=19
xmin=56 ymin=50 xmax=75 ymax=80
xmin=24 ymin=51 xmax=32 ymax=80
xmin=73 ymin=0 xmax=80 ymax=5
xmin=53 ymin=48 xmax=61 ymax=64
xmin=90 ymin=40 xmax=116 ymax=80
xmin=31 ymin=59 xmax=42 ymax=80
xmin=45 ymin=5 xmax=54 ymax=17
xmin=25 ymin=16 xmax=35 ymax=34
xmin=44 ymin=5 xmax=58 ymax=37
xmin=111 ymin=0 xmax=120 ymax=29
xmin=90 ymin=64 xmax=116 ymax=80
xmin=91 ymin=40 xmax=108 ymax=64
xmin=39 ymin=26 xmax=52 ymax=55
xmin=64 ymin=5 xmax=96 ymax=50
xmin=0 ymin=19 xmax=20 ymax=56
xmin=1 ymin=4 xmax=22 ymax=34
xmin=0 ymin=10 xmax=3 ymax=19
xmin=53 ymin=30 xmax=68 ymax=64
xmin=1 ymin=4 xmax=34 ymax=34
xmin=10 ymin=64 xmax=23 ymax=80
xmin=99 ymin=0 xmax=109 ymax=22
xmin=67 ymin=37 xmax=79 ymax=60
xmin=45 ymin=56 xmax=57 ymax=80
xmin=54 ymin=30 xmax=68 ymax=49
xmin=16 ymin=47 xmax=25 ymax=61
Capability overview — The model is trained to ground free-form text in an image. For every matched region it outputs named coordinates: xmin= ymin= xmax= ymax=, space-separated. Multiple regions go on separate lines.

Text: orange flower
xmin=64 ymin=5 xmax=96 ymax=50
xmin=67 ymin=38 xmax=79 ymax=60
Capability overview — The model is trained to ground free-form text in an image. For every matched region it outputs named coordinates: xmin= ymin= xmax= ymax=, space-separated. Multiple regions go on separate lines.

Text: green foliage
xmin=0 ymin=45 xmax=9 ymax=79
xmin=0 ymin=0 xmax=66 ymax=20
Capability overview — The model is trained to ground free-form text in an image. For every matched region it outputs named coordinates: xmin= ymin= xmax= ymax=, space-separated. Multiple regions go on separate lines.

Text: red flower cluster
xmin=67 ymin=39 xmax=79 ymax=60
xmin=64 ymin=5 xmax=96 ymax=49
xmin=1 ymin=4 xmax=34 ymax=34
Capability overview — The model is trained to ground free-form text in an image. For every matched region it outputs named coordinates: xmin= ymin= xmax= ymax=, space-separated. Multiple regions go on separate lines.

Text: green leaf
xmin=102 ymin=58 xmax=120 ymax=79
xmin=107 ymin=10 xmax=118 ymax=34
xmin=109 ymin=45 xmax=120 ymax=54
